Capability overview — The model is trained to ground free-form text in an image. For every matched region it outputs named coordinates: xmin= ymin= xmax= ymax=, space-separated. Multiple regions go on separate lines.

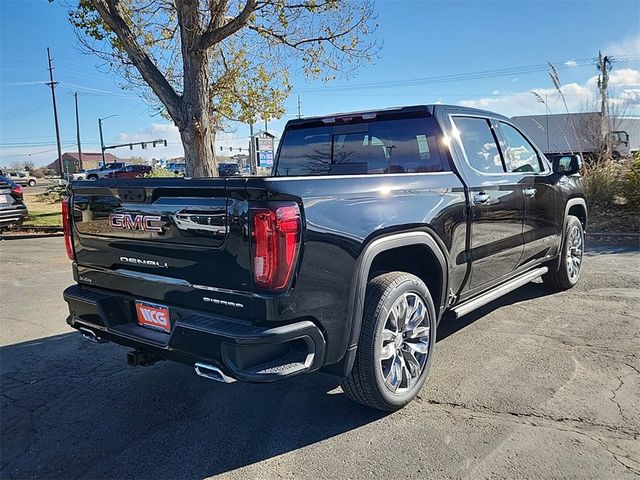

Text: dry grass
xmin=21 ymin=189 xmax=63 ymax=228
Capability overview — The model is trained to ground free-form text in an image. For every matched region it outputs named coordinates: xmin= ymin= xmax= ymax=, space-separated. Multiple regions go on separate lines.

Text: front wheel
xmin=87 ymin=175 xmax=98 ymax=180
xmin=543 ymin=215 xmax=584 ymax=290
xmin=341 ymin=272 xmax=436 ymax=411
xmin=28 ymin=179 xmax=36 ymax=187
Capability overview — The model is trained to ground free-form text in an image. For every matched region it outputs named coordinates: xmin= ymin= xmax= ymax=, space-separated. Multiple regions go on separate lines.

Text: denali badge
xmin=120 ymin=256 xmax=169 ymax=268
xmin=109 ymin=213 xmax=162 ymax=232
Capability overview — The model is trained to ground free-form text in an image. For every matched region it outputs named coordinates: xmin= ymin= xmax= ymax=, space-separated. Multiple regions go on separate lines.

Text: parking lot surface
xmin=1 ymin=237 xmax=639 ymax=479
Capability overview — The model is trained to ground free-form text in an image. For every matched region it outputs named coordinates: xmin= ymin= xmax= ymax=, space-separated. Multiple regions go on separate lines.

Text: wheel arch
xmin=330 ymin=229 xmax=449 ymax=377
xmin=566 ymin=198 xmax=587 ymax=231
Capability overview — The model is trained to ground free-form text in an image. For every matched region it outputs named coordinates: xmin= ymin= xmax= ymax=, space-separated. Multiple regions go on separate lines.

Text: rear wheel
xmin=341 ymin=272 xmax=436 ymax=411
xmin=543 ymin=215 xmax=584 ymax=290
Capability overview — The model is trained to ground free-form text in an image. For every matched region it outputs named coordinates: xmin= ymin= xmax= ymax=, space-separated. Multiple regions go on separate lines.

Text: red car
xmin=106 ymin=165 xmax=152 ymax=179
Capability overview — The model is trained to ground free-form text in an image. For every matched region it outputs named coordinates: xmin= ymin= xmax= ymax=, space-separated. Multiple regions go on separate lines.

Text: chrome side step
xmin=194 ymin=362 xmax=237 ymax=383
xmin=451 ymin=266 xmax=548 ymax=319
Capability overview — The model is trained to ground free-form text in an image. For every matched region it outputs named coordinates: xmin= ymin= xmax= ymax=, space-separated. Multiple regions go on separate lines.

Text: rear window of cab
xmin=275 ymin=117 xmax=446 ymax=176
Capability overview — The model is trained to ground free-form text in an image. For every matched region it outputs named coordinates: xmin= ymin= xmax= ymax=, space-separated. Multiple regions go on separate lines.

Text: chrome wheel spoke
xmin=405 ymin=339 xmax=430 ymax=355
xmin=380 ymin=343 xmax=395 ymax=361
xmin=379 ymin=291 xmax=432 ymax=394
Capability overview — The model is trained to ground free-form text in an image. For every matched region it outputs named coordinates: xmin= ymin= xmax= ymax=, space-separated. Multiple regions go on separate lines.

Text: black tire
xmin=543 ymin=215 xmax=584 ymax=290
xmin=28 ymin=179 xmax=36 ymax=187
xmin=341 ymin=272 xmax=436 ymax=411
xmin=87 ymin=174 xmax=98 ymax=180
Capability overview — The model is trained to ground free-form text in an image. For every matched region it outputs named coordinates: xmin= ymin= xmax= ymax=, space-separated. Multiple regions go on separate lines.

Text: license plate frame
xmin=0 ymin=194 xmax=11 ymax=205
xmin=135 ymin=301 xmax=171 ymax=333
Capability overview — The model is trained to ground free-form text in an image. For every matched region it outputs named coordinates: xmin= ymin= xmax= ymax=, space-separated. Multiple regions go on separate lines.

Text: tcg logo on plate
xmin=135 ymin=302 xmax=171 ymax=332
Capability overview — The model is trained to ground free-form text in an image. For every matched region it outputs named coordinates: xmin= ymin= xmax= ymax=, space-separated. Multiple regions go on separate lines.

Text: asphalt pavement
xmin=1 ymin=237 xmax=639 ymax=479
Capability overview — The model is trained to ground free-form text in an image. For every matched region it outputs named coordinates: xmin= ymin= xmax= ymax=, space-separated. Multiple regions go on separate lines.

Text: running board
xmin=451 ymin=266 xmax=548 ymax=319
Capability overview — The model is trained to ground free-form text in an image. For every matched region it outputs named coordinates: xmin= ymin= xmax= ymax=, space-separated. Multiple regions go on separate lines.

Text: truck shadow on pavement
xmin=1 ymin=282 xmax=556 ymax=479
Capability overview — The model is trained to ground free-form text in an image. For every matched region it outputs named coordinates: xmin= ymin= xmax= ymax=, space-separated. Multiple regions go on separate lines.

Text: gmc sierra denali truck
xmin=62 ymin=105 xmax=587 ymax=411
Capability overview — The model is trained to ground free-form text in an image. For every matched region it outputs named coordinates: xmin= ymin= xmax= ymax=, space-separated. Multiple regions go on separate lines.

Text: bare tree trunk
xmin=176 ymin=0 xmax=218 ymax=177
xmin=179 ymin=51 xmax=217 ymax=177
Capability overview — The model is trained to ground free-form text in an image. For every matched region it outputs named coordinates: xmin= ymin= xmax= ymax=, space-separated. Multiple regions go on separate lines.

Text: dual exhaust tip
xmin=78 ymin=328 xmax=235 ymax=383
xmin=194 ymin=362 xmax=236 ymax=383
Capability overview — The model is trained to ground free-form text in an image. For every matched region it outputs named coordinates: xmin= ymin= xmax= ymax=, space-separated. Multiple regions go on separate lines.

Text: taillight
xmin=11 ymin=184 xmax=23 ymax=200
xmin=251 ymin=203 xmax=301 ymax=291
xmin=62 ymin=197 xmax=75 ymax=261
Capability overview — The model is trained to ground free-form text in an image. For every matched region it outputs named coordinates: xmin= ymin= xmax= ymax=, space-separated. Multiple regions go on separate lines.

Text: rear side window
xmin=275 ymin=117 xmax=445 ymax=176
xmin=498 ymin=122 xmax=543 ymax=173
xmin=452 ymin=116 xmax=504 ymax=174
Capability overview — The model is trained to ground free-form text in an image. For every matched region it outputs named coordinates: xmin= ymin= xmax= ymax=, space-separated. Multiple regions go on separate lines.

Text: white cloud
xmin=459 ymin=68 xmax=640 ymax=117
xmin=564 ymin=59 xmax=578 ymax=67
xmin=604 ymin=34 xmax=640 ymax=57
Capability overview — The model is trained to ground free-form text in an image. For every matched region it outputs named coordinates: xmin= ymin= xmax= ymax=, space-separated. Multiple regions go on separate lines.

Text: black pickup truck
xmin=62 ymin=105 xmax=586 ymax=411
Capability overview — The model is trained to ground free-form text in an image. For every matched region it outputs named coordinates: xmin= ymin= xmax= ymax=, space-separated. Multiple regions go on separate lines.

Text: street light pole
xmin=98 ymin=115 xmax=117 ymax=166
xmin=98 ymin=118 xmax=105 ymax=165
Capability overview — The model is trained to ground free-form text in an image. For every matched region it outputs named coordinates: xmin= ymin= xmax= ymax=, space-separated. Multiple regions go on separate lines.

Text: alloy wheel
xmin=566 ymin=225 xmax=583 ymax=281
xmin=379 ymin=292 xmax=431 ymax=394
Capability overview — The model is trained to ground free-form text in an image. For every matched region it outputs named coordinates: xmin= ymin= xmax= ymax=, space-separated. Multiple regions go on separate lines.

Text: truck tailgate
xmin=69 ymin=178 xmax=252 ymax=303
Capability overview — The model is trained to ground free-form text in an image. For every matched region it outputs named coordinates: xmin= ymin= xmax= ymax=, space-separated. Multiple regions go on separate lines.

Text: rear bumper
xmin=63 ymin=284 xmax=326 ymax=382
xmin=0 ymin=206 xmax=28 ymax=226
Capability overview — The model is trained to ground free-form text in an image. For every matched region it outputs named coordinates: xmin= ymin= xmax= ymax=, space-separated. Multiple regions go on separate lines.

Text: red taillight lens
xmin=251 ymin=203 xmax=301 ymax=291
xmin=62 ymin=197 xmax=75 ymax=261
xmin=11 ymin=184 xmax=23 ymax=200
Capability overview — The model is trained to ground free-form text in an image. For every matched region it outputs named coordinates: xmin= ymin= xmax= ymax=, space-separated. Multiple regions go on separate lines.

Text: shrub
xmin=144 ymin=168 xmax=178 ymax=178
xmin=36 ymin=185 xmax=67 ymax=204
xmin=581 ymin=154 xmax=640 ymax=214
xmin=581 ymin=160 xmax=624 ymax=212
xmin=620 ymin=153 xmax=640 ymax=213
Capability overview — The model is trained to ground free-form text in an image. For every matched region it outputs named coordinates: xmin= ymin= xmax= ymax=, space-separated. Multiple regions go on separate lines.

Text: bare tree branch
xmin=200 ymin=0 xmax=257 ymax=49
xmin=89 ymin=0 xmax=182 ymax=120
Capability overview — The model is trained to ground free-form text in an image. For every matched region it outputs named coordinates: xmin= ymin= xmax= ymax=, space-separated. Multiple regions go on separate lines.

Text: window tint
xmin=276 ymin=127 xmax=332 ymax=176
xmin=499 ymin=122 xmax=542 ymax=173
xmin=275 ymin=117 xmax=444 ymax=176
xmin=452 ymin=117 xmax=504 ymax=174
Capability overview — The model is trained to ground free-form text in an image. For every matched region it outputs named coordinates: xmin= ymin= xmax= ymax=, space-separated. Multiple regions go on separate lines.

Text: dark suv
xmin=0 ymin=176 xmax=28 ymax=228
xmin=217 ymin=163 xmax=241 ymax=177
xmin=62 ymin=105 xmax=586 ymax=411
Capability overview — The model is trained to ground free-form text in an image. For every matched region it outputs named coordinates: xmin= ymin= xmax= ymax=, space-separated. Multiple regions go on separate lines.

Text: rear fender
xmin=327 ymin=230 xmax=449 ymax=377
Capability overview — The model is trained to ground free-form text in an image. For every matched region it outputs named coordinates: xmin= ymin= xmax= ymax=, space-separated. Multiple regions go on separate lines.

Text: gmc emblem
xmin=109 ymin=213 xmax=162 ymax=232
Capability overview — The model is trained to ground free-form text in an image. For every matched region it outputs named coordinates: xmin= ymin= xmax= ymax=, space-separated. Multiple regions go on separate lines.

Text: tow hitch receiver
xmin=127 ymin=350 xmax=162 ymax=367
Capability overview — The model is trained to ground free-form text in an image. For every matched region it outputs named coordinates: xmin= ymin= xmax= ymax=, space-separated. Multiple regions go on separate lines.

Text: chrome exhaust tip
xmin=194 ymin=362 xmax=236 ymax=383
xmin=78 ymin=327 xmax=107 ymax=344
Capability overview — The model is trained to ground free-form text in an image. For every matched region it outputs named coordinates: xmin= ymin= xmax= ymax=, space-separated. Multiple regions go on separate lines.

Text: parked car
xmin=106 ymin=165 xmax=152 ymax=179
xmin=84 ymin=162 xmax=128 ymax=180
xmin=62 ymin=105 xmax=586 ymax=411
xmin=0 ymin=175 xmax=28 ymax=228
xmin=6 ymin=171 xmax=37 ymax=187
xmin=69 ymin=170 xmax=87 ymax=181
xmin=218 ymin=162 xmax=241 ymax=177
xmin=166 ymin=162 xmax=186 ymax=176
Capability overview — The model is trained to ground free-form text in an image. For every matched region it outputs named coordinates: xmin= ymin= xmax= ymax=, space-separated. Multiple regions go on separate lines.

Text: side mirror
xmin=553 ymin=154 xmax=582 ymax=175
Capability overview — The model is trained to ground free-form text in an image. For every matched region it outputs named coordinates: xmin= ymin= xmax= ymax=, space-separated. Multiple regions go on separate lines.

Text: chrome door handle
xmin=473 ymin=193 xmax=491 ymax=204
xmin=523 ymin=188 xmax=537 ymax=197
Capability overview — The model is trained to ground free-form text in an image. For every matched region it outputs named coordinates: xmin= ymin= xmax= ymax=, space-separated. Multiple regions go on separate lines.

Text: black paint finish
xmin=63 ymin=105 xmax=586 ymax=378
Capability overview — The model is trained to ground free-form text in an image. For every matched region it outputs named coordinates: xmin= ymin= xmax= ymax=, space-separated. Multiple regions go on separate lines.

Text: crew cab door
xmin=495 ymin=120 xmax=560 ymax=264
xmin=449 ymin=114 xmax=525 ymax=291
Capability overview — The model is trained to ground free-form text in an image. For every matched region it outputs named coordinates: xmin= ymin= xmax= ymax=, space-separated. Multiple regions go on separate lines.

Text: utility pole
xmin=73 ymin=92 xmax=83 ymax=170
xmin=98 ymin=118 xmax=105 ymax=165
xmin=46 ymin=47 xmax=64 ymax=176
xmin=297 ymin=95 xmax=302 ymax=119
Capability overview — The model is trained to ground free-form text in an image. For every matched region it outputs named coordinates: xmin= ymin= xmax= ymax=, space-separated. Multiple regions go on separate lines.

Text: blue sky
xmin=1 ymin=0 xmax=639 ymax=167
